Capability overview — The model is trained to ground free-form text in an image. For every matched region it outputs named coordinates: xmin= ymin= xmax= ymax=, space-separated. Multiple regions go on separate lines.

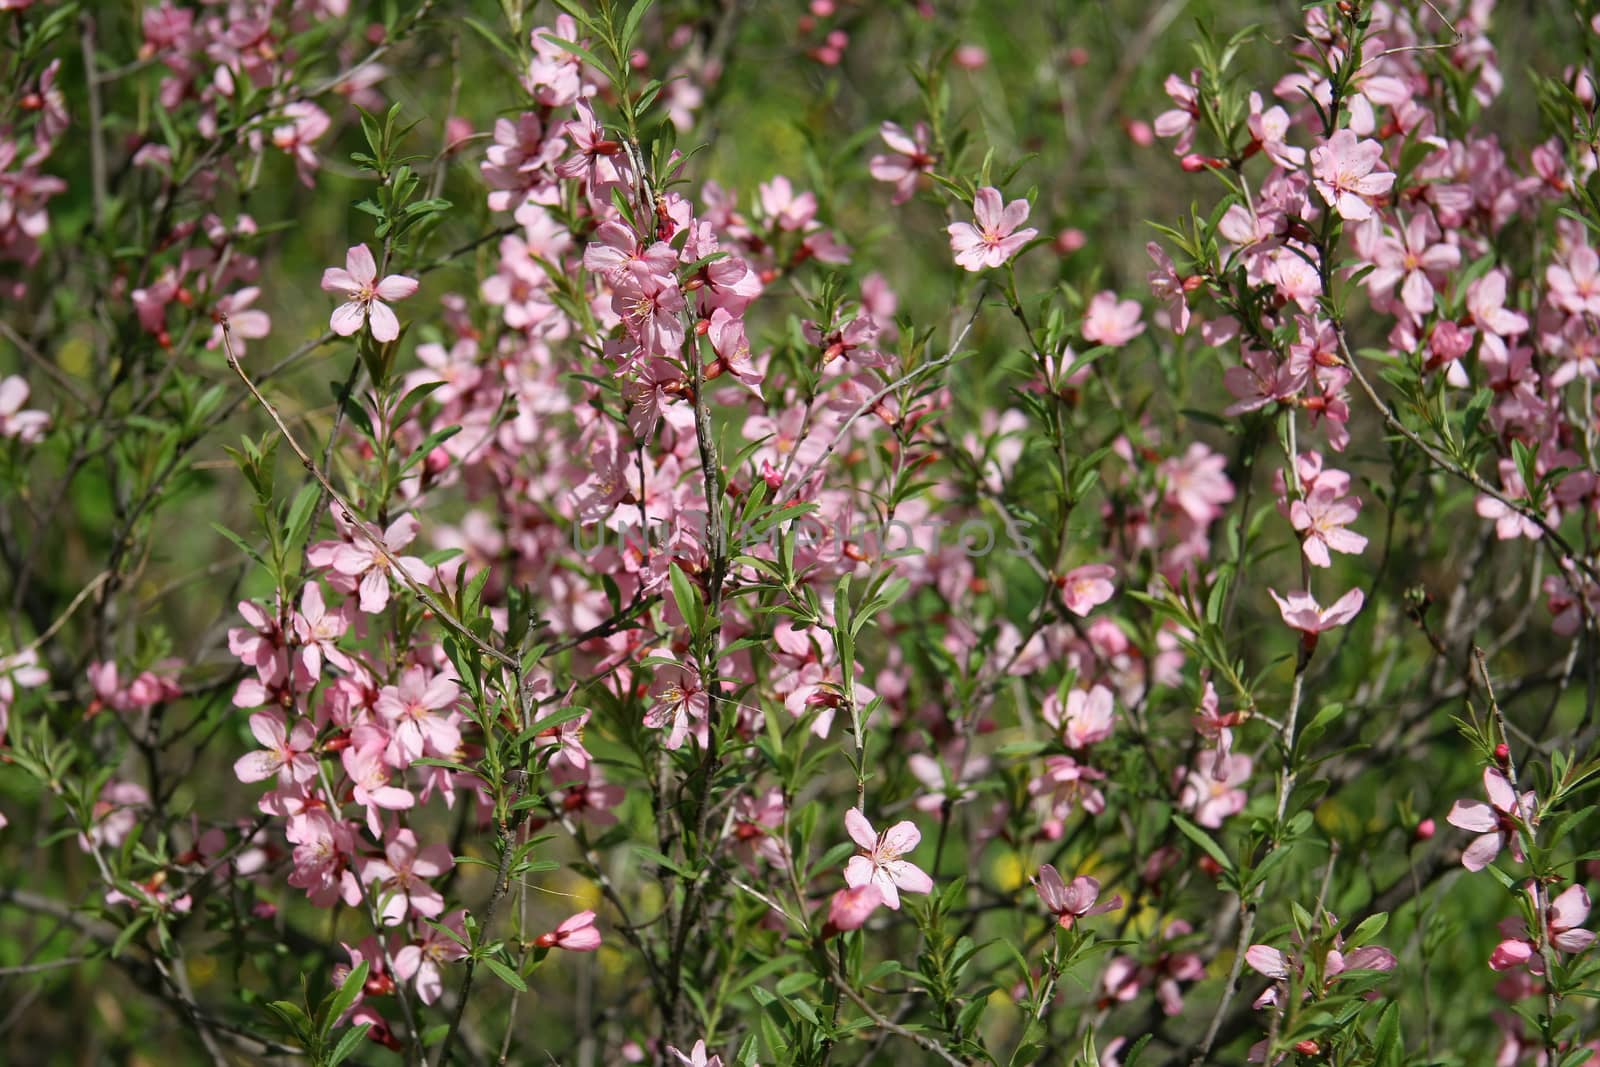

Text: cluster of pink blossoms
xmin=1151 ymin=1 xmax=1600 ymax=641
xmin=1 ymin=53 xmax=65 ymax=441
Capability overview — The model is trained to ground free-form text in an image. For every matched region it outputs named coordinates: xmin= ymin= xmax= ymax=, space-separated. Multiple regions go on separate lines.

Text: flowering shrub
xmin=3 ymin=0 xmax=1600 ymax=1063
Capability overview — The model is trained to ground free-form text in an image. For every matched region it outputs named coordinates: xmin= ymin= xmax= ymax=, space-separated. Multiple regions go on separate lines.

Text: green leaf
xmin=462 ymin=16 xmax=523 ymax=64
xmin=211 ymin=522 xmax=266 ymax=567
xmin=1171 ymin=815 xmax=1234 ymax=874
xmin=321 ymin=961 xmax=367 ymax=1037
xmin=535 ymin=33 xmax=615 ymax=84
xmin=328 ymin=1023 xmax=370 ymax=1066
xmin=265 ymin=999 xmax=314 ymax=1041
xmin=619 ymin=0 xmax=654 ymax=51
xmin=1374 ymin=1001 xmax=1402 ymax=1066
xmin=110 ymin=914 xmax=151 ymax=960
xmin=668 ymin=562 xmax=704 ymax=635
xmin=1347 ymin=912 xmax=1388 ymax=949
xmin=474 ymin=954 xmax=524 ymax=992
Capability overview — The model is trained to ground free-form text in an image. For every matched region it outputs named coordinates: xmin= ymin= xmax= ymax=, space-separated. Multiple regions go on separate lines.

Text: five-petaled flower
xmin=1059 ymin=563 xmax=1117 ymax=616
xmin=948 ymin=187 xmax=1037 ymax=272
xmin=361 ymin=828 xmax=453 ymax=925
xmin=232 ymin=710 xmax=318 ymax=787
xmin=870 ymin=121 xmax=936 ymax=205
xmin=1309 ymin=130 xmax=1395 ymax=222
xmin=1032 ymin=864 xmax=1121 ymax=928
xmin=1446 ymin=765 xmax=1536 ymax=871
xmin=1269 ymin=587 xmax=1365 ymax=637
xmin=321 ymin=243 xmax=419 ymax=343
xmin=843 ymin=808 xmax=933 ymax=910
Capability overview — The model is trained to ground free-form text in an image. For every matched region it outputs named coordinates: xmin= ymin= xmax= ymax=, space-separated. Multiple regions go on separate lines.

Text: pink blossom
xmin=1244 ymin=944 xmax=1289 ymax=980
xmin=947 ymin=187 xmax=1037 ymax=272
xmin=644 ymin=653 xmax=709 ymax=750
xmin=291 ymin=581 xmax=351 ymax=678
xmin=1446 ymin=766 xmax=1536 ymax=871
xmin=1177 ymin=753 xmax=1251 ymax=828
xmin=1161 ymin=443 xmax=1237 ymax=526
xmin=341 ymin=739 xmax=415 ymax=837
xmin=321 ymin=243 xmax=419 ymax=343
xmin=612 ymin=264 xmax=687 ymax=358
xmin=1269 ymin=587 xmax=1365 ymax=634
xmin=361 ymin=828 xmax=452 ymax=925
xmin=1146 ymin=243 xmax=1191 ymax=335
xmin=79 ymin=780 xmax=149 ymax=852
xmin=908 ymin=744 xmax=990 ymax=814
xmin=1059 ymin=563 xmax=1116 ymax=616
xmin=1364 ymin=212 xmax=1460 ymax=315
xmin=1289 ymin=488 xmax=1368 ymax=567
xmin=1102 ymin=920 xmax=1205 ymax=1016
xmin=1246 ymin=91 xmax=1304 ymax=168
xmin=321 ymin=513 xmax=434 ymax=615
xmin=208 ymin=287 xmax=272 ymax=355
xmin=393 ymin=909 xmax=468 ymax=1004
xmin=1248 ymin=935 xmax=1396 ymax=1007
xmin=869 ymin=121 xmax=935 ymax=205
xmin=375 ymin=667 xmax=462 ymax=766
xmin=1310 ymin=130 xmax=1395 ymax=222
xmin=1153 ymin=71 xmax=1200 ymax=154
xmin=233 ymin=711 xmax=318 ymax=787
xmin=0 ymin=649 xmax=47 ymax=739
xmin=1082 ymin=292 xmax=1146 ymax=347
xmin=1030 ymin=755 xmax=1108 ymax=822
xmin=843 ymin=808 xmax=933 ymax=910
xmin=271 ymin=101 xmax=331 ymax=187
xmin=556 ymin=99 xmax=624 ymax=203
xmin=285 ymin=809 xmax=362 ymax=908
xmin=1547 ymin=242 xmax=1600 ymax=316
xmin=1032 ymin=864 xmax=1121 ymax=928
xmin=536 ymin=909 xmax=601 ymax=951
xmin=1192 ymin=680 xmax=1243 ymax=769
xmin=1466 ymin=270 xmax=1528 ymax=337
xmin=1549 ymin=884 xmax=1595 ymax=954
xmin=1042 ymin=684 xmax=1116 ymax=748
xmin=1223 ymin=347 xmax=1308 ymax=416
xmin=0 ymin=376 xmax=49 ymax=443
xmin=666 ymin=1041 xmax=723 ymax=1067
xmin=1492 ymin=884 xmax=1594 ymax=973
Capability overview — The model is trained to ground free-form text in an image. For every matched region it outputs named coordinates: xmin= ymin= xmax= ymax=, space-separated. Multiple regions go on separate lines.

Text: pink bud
xmin=443 ymin=117 xmax=475 ymax=154
xmin=1414 ymin=817 xmax=1435 ymax=841
xmin=953 ymin=44 xmax=988 ymax=70
xmin=1055 ymin=228 xmax=1087 ymax=255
